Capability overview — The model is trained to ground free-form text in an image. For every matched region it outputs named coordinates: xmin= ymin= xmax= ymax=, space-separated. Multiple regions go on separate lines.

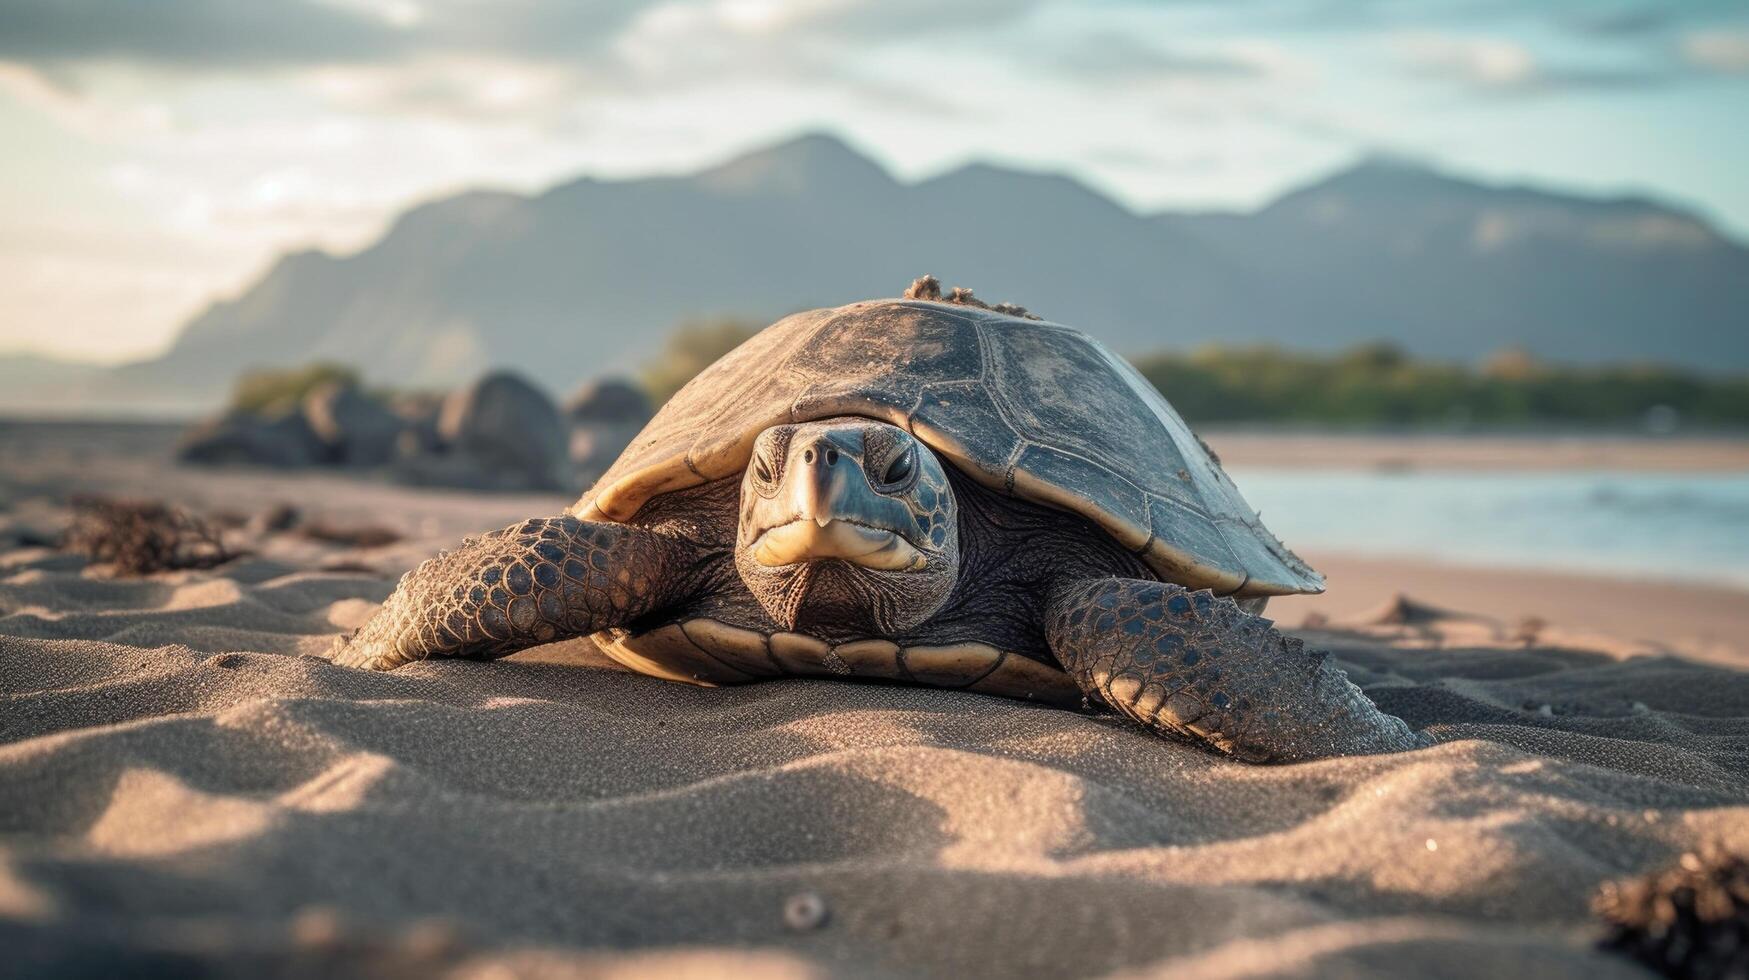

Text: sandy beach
xmin=2 ymin=420 xmax=1746 ymax=976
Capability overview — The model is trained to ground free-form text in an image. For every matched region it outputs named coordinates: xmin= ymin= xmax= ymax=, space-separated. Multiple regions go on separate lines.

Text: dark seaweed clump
xmin=64 ymin=495 xmax=236 ymax=576
xmin=1596 ymin=848 xmax=1749 ymax=979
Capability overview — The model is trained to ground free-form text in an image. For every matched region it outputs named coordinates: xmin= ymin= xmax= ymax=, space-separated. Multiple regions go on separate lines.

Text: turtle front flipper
xmin=333 ymin=516 xmax=697 ymax=671
xmin=1046 ymin=578 xmax=1430 ymax=763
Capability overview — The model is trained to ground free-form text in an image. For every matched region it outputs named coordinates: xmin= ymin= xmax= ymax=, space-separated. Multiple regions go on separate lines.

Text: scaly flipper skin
xmin=332 ymin=516 xmax=696 ymax=671
xmin=1047 ymin=578 xmax=1430 ymax=763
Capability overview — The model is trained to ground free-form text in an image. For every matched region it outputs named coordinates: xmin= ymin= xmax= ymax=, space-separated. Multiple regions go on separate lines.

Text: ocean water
xmin=1230 ymin=469 xmax=1749 ymax=589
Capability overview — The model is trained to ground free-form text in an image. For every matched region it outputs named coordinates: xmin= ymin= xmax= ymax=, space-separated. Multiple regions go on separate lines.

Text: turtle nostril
xmin=803 ymin=449 xmax=815 ymax=464
xmin=825 ymin=448 xmax=839 ymax=466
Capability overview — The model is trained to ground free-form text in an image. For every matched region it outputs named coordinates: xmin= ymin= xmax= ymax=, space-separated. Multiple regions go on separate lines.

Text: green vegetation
xmin=227 ymin=362 xmax=359 ymax=416
xmin=631 ymin=327 xmax=1749 ymax=430
xmin=1131 ymin=343 xmax=1749 ymax=429
xmin=640 ymin=323 xmax=1749 ymax=427
xmin=640 ymin=318 xmax=760 ymax=405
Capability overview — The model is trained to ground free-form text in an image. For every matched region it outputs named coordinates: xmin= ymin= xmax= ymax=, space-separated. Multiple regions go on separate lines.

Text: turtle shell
xmin=576 ymin=299 xmax=1322 ymax=597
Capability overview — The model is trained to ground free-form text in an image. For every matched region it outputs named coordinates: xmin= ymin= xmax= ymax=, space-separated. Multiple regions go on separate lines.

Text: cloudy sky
xmin=3 ymin=0 xmax=1747 ymax=364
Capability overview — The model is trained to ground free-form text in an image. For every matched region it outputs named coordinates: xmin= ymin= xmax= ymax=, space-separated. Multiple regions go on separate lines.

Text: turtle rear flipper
xmin=332 ymin=516 xmax=699 ymax=671
xmin=1046 ymin=578 xmax=1429 ymax=762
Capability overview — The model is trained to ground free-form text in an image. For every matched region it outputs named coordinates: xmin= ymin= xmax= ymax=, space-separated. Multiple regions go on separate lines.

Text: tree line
xmin=232 ymin=321 xmax=1749 ymax=432
xmin=643 ymin=320 xmax=1749 ymax=430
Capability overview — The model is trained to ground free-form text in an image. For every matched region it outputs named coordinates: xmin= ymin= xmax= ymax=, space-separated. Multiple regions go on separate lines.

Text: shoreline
xmin=5 ymin=416 xmax=1748 ymax=472
xmin=2 ymin=418 xmax=1743 ymax=669
xmin=1203 ymin=430 xmax=1749 ymax=471
xmin=1276 ymin=550 xmax=1749 ymax=669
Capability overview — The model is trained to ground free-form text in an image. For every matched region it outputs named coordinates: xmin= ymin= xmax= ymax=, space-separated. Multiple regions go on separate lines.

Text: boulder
xmin=177 ymin=409 xmax=324 ymax=468
xmin=565 ymin=376 xmax=653 ymax=483
xmin=389 ymin=392 xmax=445 ymax=459
xmin=565 ymin=377 xmax=653 ymax=428
xmin=570 ymin=426 xmax=637 ymax=485
xmin=434 ymin=371 xmax=567 ymax=491
xmin=302 ymin=381 xmax=403 ymax=467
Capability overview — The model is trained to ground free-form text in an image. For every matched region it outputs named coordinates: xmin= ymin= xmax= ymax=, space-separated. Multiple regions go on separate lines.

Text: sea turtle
xmin=334 ymin=278 xmax=1428 ymax=762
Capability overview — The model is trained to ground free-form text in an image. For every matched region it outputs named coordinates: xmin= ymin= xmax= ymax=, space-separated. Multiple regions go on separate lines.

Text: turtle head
xmin=735 ymin=417 xmax=959 ymax=635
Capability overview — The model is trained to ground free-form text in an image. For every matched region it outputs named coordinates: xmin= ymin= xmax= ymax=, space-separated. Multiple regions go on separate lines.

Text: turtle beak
xmin=753 ymin=518 xmax=924 ymax=570
xmin=751 ymin=432 xmax=927 ymax=570
xmin=792 ymin=434 xmax=850 ymax=527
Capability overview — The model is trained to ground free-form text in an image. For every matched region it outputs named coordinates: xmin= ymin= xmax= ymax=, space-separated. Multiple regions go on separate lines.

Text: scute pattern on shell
xmin=578 ymin=294 xmax=1321 ymax=597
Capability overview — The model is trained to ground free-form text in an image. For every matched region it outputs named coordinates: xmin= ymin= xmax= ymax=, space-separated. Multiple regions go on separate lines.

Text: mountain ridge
xmin=6 ymin=132 xmax=1746 ymax=415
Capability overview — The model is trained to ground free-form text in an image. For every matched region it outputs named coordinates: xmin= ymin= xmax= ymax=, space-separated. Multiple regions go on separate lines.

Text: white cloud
xmin=2 ymin=0 xmax=1746 ymax=363
xmin=1394 ymin=33 xmax=1540 ymax=89
xmin=1392 ymin=30 xmax=1675 ymax=94
xmin=315 ymin=0 xmax=426 ymax=29
xmin=0 ymin=61 xmax=174 ymax=136
xmin=0 ymin=0 xmax=413 ymax=67
xmin=303 ymin=57 xmax=589 ymax=121
xmin=1683 ymin=29 xmax=1749 ymax=75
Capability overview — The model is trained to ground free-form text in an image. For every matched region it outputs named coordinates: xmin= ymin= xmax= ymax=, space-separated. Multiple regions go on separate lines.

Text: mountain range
xmin=7 ymin=132 xmax=1747 ymax=416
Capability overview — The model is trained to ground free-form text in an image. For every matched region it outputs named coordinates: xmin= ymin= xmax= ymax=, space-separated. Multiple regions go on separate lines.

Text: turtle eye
xmin=749 ymin=428 xmax=792 ymax=496
xmin=751 ymin=453 xmax=778 ymax=495
xmin=880 ymin=446 xmax=915 ymax=487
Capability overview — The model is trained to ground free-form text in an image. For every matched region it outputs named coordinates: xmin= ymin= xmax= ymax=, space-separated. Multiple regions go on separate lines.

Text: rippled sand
xmin=1 ymin=423 xmax=1746 ymax=976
